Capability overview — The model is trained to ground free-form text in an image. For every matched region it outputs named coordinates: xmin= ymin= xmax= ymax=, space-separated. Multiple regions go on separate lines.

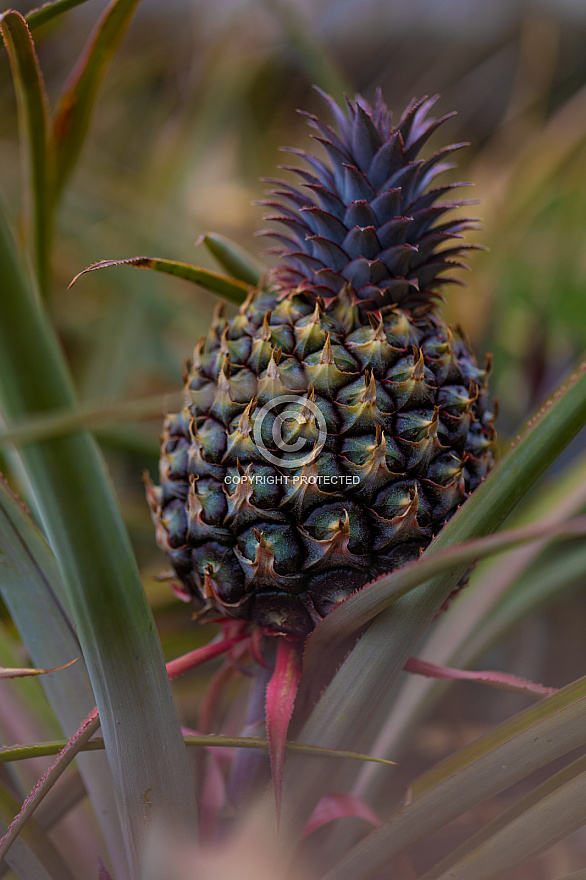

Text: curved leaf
xmin=432 ymin=769 xmax=586 ymax=880
xmin=196 ymin=232 xmax=265 ymax=285
xmin=0 ymin=735 xmax=397 ymax=766
xmin=53 ymin=0 xmax=142 ymax=196
xmin=402 ymin=657 xmax=556 ymax=696
xmin=302 ymin=516 xmax=586 ymax=687
xmin=0 ymin=10 xmax=53 ymax=293
xmin=323 ymin=678 xmax=586 ymax=880
xmin=419 ymin=755 xmax=586 ymax=880
xmin=25 ymin=0 xmax=92 ymax=29
xmin=0 ymin=780 xmax=78 ymax=880
xmin=0 ymin=200 xmax=197 ymax=877
xmin=283 ymin=363 xmax=586 ymax=841
xmin=69 ymin=257 xmax=250 ymax=304
xmin=0 ymin=391 xmax=184 ymax=448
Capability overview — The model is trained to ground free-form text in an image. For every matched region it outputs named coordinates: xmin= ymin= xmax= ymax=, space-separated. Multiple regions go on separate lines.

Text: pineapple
xmin=146 ymin=91 xmax=495 ymax=638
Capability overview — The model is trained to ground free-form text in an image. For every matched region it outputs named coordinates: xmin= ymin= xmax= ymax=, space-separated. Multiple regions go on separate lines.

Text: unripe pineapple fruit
xmin=146 ymin=91 xmax=495 ymax=637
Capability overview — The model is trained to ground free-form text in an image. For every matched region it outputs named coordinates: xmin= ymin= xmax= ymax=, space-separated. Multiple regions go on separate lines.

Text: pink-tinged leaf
xmin=0 ymin=658 xmax=78 ymax=679
xmin=97 ymin=857 xmax=114 ymax=880
xmin=68 ymin=257 xmax=249 ymax=304
xmin=303 ymin=792 xmax=381 ymax=839
xmin=199 ymin=751 xmax=228 ymax=842
xmin=0 ymin=707 xmax=100 ymax=862
xmin=266 ymin=637 xmax=302 ymax=823
xmin=198 ymin=661 xmax=242 ymax=735
xmin=53 ymin=0 xmax=142 ymax=196
xmin=165 ymin=628 xmax=250 ymax=680
xmin=403 ymin=656 xmax=557 ymax=696
xmin=302 ymin=516 xmax=586 ymax=685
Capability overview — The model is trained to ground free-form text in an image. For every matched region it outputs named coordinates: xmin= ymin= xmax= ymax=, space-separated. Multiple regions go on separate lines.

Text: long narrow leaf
xmin=0 ymin=660 xmax=77 ymax=679
xmin=420 ymin=755 xmax=586 ymax=880
xmin=302 ymin=516 xmax=586 ymax=680
xmin=402 ymin=657 xmax=555 ymax=696
xmin=0 ymin=710 xmax=100 ymax=864
xmin=432 ymin=770 xmax=586 ymax=880
xmin=353 ymin=458 xmax=586 ymax=804
xmin=323 ymin=678 xmax=586 ymax=880
xmin=69 ymin=257 xmax=250 ymax=304
xmin=196 ymin=232 xmax=265 ymax=285
xmin=0 ymin=736 xmax=397 ymax=765
xmin=0 ymin=474 xmax=126 ymax=873
xmin=0 ymin=781 xmax=78 ymax=880
xmin=53 ymin=0 xmax=142 ymax=196
xmin=0 ymin=391 xmax=183 ymax=448
xmin=0 ymin=11 xmax=53 ymax=293
xmin=25 ymin=0 xmax=93 ymax=30
xmin=282 ymin=363 xmax=586 ymax=840
xmin=0 ymin=202 xmax=197 ymax=876
xmin=265 ymin=639 xmax=302 ymax=822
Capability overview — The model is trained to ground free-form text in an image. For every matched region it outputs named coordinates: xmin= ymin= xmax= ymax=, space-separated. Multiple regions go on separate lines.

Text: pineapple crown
xmin=261 ymin=89 xmax=479 ymax=311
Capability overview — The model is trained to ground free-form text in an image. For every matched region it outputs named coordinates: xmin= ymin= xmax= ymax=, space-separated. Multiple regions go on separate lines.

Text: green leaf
xmin=0 ymin=11 xmax=53 ymax=294
xmin=282 ymin=362 xmax=586 ymax=840
xmin=323 ymin=678 xmax=586 ymax=880
xmin=52 ymin=0 xmax=142 ymax=197
xmin=196 ymin=232 xmax=265 ymax=285
xmin=69 ymin=257 xmax=250 ymax=304
xmin=302 ymin=517 xmax=586 ymax=680
xmin=0 ymin=469 xmax=125 ymax=874
xmin=351 ymin=457 xmax=586 ymax=807
xmin=432 ymin=769 xmax=586 ymax=880
xmin=419 ymin=755 xmax=586 ymax=880
xmin=0 ymin=735 xmax=397 ymax=767
xmin=0 ymin=202 xmax=196 ymax=877
xmin=0 ymin=391 xmax=183 ymax=448
xmin=25 ymin=0 xmax=93 ymax=30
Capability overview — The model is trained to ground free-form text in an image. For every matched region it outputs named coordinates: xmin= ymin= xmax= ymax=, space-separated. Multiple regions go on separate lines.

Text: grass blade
xmin=25 ymin=0 xmax=93 ymax=31
xmin=0 ymin=11 xmax=53 ymax=294
xmin=432 ymin=769 xmax=586 ymax=880
xmin=0 ymin=736 xmax=397 ymax=766
xmin=0 ymin=391 xmax=183 ymax=448
xmin=69 ymin=257 xmax=250 ymax=304
xmin=196 ymin=232 xmax=265 ymax=285
xmin=0 ymin=202 xmax=196 ymax=875
xmin=0 ymin=475 xmax=126 ymax=875
xmin=323 ymin=678 xmax=586 ymax=880
xmin=353 ymin=457 xmax=586 ymax=802
xmin=53 ymin=0 xmax=141 ymax=197
xmin=301 ymin=516 xmax=586 ymax=698
xmin=420 ymin=756 xmax=586 ymax=880
xmin=283 ymin=363 xmax=586 ymax=839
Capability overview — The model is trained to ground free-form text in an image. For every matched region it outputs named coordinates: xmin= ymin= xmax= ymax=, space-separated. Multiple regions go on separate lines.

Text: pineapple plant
xmin=1 ymin=3 xmax=586 ymax=876
xmin=145 ymin=90 xmax=495 ymax=637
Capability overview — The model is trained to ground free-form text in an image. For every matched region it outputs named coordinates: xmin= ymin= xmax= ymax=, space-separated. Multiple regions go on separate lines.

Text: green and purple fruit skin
xmin=146 ymin=91 xmax=495 ymax=637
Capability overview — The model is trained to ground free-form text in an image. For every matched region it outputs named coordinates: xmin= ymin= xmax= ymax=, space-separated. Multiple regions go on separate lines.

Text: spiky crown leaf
xmin=262 ymin=90 xmax=478 ymax=310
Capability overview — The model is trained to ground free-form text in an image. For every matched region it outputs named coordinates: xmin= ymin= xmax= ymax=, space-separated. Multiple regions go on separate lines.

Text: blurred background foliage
xmin=0 ymin=1 xmax=585 ymax=873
